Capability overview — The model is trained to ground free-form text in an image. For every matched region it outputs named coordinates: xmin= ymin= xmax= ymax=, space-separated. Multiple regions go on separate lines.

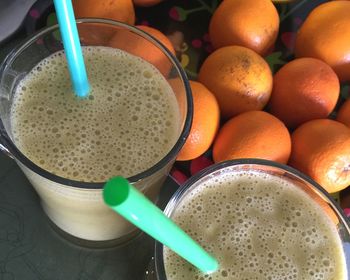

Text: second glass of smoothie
xmin=154 ymin=159 xmax=350 ymax=280
xmin=0 ymin=19 xmax=192 ymax=246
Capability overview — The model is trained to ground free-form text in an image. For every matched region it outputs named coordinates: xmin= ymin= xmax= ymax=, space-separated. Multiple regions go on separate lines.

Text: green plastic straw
xmin=103 ymin=176 xmax=219 ymax=274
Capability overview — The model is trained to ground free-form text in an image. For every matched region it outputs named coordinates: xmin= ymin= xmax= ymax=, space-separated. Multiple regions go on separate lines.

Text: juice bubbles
xmin=11 ymin=47 xmax=180 ymax=182
xmin=5 ymin=45 xmax=184 ymax=243
xmin=158 ymin=161 xmax=348 ymax=280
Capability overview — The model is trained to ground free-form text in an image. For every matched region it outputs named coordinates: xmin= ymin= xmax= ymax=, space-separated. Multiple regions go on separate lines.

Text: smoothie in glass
xmin=11 ymin=46 xmax=180 ymax=182
xmin=155 ymin=160 xmax=349 ymax=280
xmin=0 ymin=20 xmax=192 ymax=244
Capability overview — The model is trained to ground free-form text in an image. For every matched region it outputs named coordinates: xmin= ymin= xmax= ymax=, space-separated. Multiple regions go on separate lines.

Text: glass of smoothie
xmin=154 ymin=159 xmax=350 ymax=280
xmin=0 ymin=19 xmax=192 ymax=246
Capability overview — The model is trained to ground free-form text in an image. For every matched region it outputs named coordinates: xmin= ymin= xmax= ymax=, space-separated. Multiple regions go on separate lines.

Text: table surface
xmin=1 ymin=0 xmax=349 ymax=279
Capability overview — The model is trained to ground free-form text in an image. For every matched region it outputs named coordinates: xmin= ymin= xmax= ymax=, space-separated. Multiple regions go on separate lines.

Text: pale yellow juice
xmin=164 ymin=170 xmax=347 ymax=279
xmin=11 ymin=46 xmax=180 ymax=181
xmin=10 ymin=46 xmax=181 ymax=241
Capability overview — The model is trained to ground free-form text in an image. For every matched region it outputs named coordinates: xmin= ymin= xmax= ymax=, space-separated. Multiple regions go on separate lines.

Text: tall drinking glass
xmin=0 ymin=19 xmax=192 ymax=246
xmin=154 ymin=159 xmax=350 ymax=279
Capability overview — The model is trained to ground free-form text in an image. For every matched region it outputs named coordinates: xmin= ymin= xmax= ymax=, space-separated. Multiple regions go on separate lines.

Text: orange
xmin=76 ymin=23 xmax=120 ymax=46
xmin=289 ymin=119 xmax=350 ymax=193
xmin=268 ymin=57 xmax=340 ymax=129
xmin=295 ymin=1 xmax=350 ymax=81
xmin=212 ymin=111 xmax=291 ymax=164
xmin=337 ymin=99 xmax=350 ymax=128
xmin=73 ymin=0 xmax=135 ymax=45
xmin=108 ymin=25 xmax=175 ymax=76
xmin=177 ymin=81 xmax=220 ymax=161
xmin=198 ymin=46 xmax=273 ymax=119
xmin=133 ymin=0 xmax=162 ymax=6
xmin=209 ymin=0 xmax=279 ymax=56
xmin=73 ymin=0 xmax=135 ymax=25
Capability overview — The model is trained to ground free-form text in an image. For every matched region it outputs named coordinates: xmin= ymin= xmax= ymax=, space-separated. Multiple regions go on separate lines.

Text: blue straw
xmin=53 ymin=0 xmax=90 ymax=98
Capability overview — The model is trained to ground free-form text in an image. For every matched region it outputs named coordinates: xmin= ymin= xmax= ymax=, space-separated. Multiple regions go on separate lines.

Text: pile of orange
xmin=177 ymin=0 xmax=350 ymax=195
xmin=72 ymin=0 xmax=350 ymax=194
xmin=108 ymin=25 xmax=175 ymax=76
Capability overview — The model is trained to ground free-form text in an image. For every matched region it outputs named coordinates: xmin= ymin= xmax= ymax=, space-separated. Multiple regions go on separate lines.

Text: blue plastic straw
xmin=53 ymin=0 xmax=90 ymax=98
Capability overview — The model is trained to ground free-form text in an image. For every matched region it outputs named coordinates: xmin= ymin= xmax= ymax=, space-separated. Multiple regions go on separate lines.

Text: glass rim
xmin=154 ymin=158 xmax=350 ymax=279
xmin=0 ymin=18 xmax=193 ymax=189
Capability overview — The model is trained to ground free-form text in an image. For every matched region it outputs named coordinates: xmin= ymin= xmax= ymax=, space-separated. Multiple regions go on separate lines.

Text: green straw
xmin=103 ymin=176 xmax=219 ymax=274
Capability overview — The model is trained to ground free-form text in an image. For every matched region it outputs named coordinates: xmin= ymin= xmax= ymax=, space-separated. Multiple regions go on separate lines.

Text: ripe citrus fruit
xmin=209 ymin=0 xmax=279 ymax=55
xmin=198 ymin=46 xmax=273 ymax=120
xmin=73 ymin=0 xmax=135 ymax=45
xmin=177 ymin=81 xmax=220 ymax=161
xmin=337 ymin=99 xmax=350 ymax=128
xmin=289 ymin=119 xmax=350 ymax=193
xmin=133 ymin=0 xmax=162 ymax=6
xmin=108 ymin=25 xmax=175 ymax=76
xmin=268 ymin=57 xmax=340 ymax=129
xmin=73 ymin=0 xmax=135 ymax=25
xmin=212 ymin=111 xmax=291 ymax=164
xmin=295 ymin=1 xmax=350 ymax=81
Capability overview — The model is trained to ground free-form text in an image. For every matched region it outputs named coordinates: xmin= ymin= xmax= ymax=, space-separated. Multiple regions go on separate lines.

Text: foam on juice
xmin=10 ymin=46 xmax=180 ymax=182
xmin=164 ymin=170 xmax=347 ymax=280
